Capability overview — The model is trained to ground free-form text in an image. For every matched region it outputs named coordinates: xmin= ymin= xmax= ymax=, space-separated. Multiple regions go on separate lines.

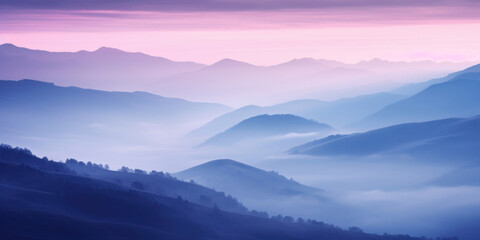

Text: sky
xmin=1 ymin=0 xmax=480 ymax=65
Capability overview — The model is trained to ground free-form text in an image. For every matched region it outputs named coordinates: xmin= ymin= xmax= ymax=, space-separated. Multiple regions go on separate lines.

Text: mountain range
xmin=0 ymin=79 xmax=230 ymax=139
xmin=354 ymin=71 xmax=480 ymax=130
xmin=290 ymin=115 xmax=480 ymax=162
xmin=1 ymin=43 xmax=473 ymax=106
xmin=188 ymin=93 xmax=404 ymax=142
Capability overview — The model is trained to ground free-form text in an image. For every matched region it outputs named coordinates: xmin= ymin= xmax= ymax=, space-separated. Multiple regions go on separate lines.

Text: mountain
xmin=175 ymin=159 xmax=332 ymax=226
xmin=354 ymin=71 xmax=480 ymax=130
xmin=0 ymin=43 xmax=205 ymax=91
xmin=0 ymin=79 xmax=231 ymax=164
xmin=201 ymin=114 xmax=334 ymax=146
xmin=175 ymin=159 xmax=323 ymax=199
xmin=1 ymin=44 xmax=472 ymax=106
xmin=0 ymin=143 xmax=248 ymax=213
xmin=0 ymin=144 xmax=422 ymax=240
xmin=290 ymin=115 xmax=480 ymax=162
xmin=0 ymin=79 xmax=230 ymax=136
xmin=391 ymin=63 xmax=480 ymax=95
xmin=188 ymin=92 xmax=404 ymax=142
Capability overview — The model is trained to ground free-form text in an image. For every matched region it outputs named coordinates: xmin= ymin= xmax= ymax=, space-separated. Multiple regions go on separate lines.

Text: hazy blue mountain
xmin=175 ymin=159 xmax=333 ymax=228
xmin=188 ymin=93 xmax=404 ymax=142
xmin=0 ymin=144 xmax=422 ymax=240
xmin=353 ymin=72 xmax=480 ymax=130
xmin=0 ymin=79 xmax=231 ymax=138
xmin=201 ymin=114 xmax=334 ymax=146
xmin=175 ymin=159 xmax=323 ymax=199
xmin=290 ymin=115 xmax=480 ymax=162
xmin=392 ymin=63 xmax=480 ymax=95
xmin=0 ymin=43 xmax=205 ymax=92
xmin=269 ymin=58 xmax=342 ymax=73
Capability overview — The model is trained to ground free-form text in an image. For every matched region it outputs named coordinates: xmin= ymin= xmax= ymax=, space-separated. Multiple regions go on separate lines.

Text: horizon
xmin=1 ymin=1 xmax=480 ymax=239
xmin=1 ymin=42 xmax=477 ymax=67
xmin=2 ymin=0 xmax=480 ymax=65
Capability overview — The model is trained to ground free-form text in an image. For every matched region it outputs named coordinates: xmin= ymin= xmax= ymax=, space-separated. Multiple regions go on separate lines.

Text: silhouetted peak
xmin=17 ymin=79 xmax=55 ymax=86
xmin=203 ymin=159 xmax=243 ymax=166
xmin=0 ymin=43 xmax=31 ymax=54
xmin=244 ymin=114 xmax=318 ymax=123
xmin=358 ymin=58 xmax=389 ymax=64
xmin=0 ymin=43 xmax=17 ymax=49
xmin=184 ymin=159 xmax=257 ymax=172
xmin=290 ymin=58 xmax=317 ymax=63
xmin=94 ymin=46 xmax=124 ymax=54
xmin=210 ymin=58 xmax=255 ymax=68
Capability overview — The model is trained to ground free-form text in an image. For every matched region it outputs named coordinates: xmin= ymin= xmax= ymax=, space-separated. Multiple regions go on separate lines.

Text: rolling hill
xmin=0 ymin=79 xmax=231 ymax=137
xmin=0 ymin=144 xmax=422 ymax=240
xmin=290 ymin=115 xmax=480 ymax=162
xmin=201 ymin=114 xmax=334 ymax=146
xmin=354 ymin=71 xmax=480 ymax=130
xmin=391 ymin=63 xmax=480 ymax=95
xmin=175 ymin=159 xmax=323 ymax=199
xmin=188 ymin=92 xmax=404 ymax=142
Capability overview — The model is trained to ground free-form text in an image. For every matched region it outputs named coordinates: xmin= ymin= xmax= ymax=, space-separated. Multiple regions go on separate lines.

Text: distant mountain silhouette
xmin=175 ymin=159 xmax=323 ymax=199
xmin=0 ymin=79 xmax=230 ymax=139
xmin=1 ymin=43 xmax=472 ymax=106
xmin=201 ymin=114 xmax=334 ymax=146
xmin=0 ymin=43 xmax=205 ymax=92
xmin=291 ymin=115 xmax=480 ymax=162
xmin=0 ymin=144 xmax=423 ymax=240
xmin=188 ymin=93 xmax=403 ymax=142
xmin=156 ymin=57 xmax=467 ymax=105
xmin=353 ymin=72 xmax=480 ymax=130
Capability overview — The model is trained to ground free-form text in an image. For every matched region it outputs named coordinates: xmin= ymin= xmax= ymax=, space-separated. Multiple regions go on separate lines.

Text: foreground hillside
xmin=0 ymin=144 xmax=425 ymax=240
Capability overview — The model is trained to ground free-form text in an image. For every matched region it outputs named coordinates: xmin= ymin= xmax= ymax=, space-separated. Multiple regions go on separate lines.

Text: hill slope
xmin=188 ymin=92 xmax=404 ymax=142
xmin=176 ymin=159 xmax=322 ymax=199
xmin=290 ymin=115 xmax=480 ymax=162
xmin=391 ymin=63 xmax=480 ymax=95
xmin=201 ymin=114 xmax=334 ymax=146
xmin=0 ymin=144 xmax=422 ymax=240
xmin=0 ymin=79 xmax=230 ymax=137
xmin=354 ymin=72 xmax=480 ymax=130
xmin=0 ymin=43 xmax=205 ymax=92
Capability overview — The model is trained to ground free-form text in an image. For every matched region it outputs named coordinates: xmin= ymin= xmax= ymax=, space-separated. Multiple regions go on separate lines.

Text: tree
xmin=130 ymin=181 xmax=145 ymax=190
xmin=348 ymin=226 xmax=363 ymax=233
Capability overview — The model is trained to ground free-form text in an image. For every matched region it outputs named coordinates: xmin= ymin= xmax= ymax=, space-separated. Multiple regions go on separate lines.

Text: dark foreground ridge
xmin=0 ymin=144 xmax=453 ymax=240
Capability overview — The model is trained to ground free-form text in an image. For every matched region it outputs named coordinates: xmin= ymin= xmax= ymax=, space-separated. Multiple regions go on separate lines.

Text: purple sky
xmin=1 ymin=0 xmax=480 ymax=64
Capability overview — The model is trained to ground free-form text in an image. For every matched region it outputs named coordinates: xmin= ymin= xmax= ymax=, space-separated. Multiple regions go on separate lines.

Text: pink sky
xmin=1 ymin=5 xmax=480 ymax=65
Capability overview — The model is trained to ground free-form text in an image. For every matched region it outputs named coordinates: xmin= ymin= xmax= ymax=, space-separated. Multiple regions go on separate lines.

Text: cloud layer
xmin=2 ymin=0 xmax=480 ymax=12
